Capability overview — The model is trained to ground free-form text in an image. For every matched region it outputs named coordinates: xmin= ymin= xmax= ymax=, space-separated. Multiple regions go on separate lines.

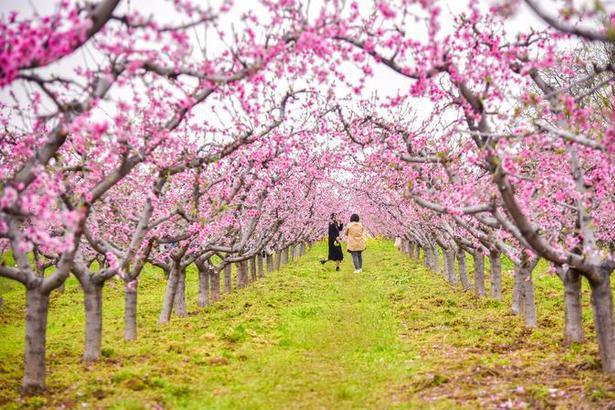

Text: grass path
xmin=210 ymin=240 xmax=412 ymax=408
xmin=1 ymin=240 xmax=614 ymax=409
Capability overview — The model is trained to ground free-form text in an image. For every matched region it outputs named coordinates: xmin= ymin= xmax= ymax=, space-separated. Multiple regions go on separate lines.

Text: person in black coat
xmin=320 ymin=213 xmax=344 ymax=271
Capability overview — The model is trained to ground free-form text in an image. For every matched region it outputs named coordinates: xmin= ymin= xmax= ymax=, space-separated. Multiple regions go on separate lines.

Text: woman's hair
xmin=350 ymin=213 xmax=360 ymax=222
xmin=330 ymin=213 xmax=337 ymax=220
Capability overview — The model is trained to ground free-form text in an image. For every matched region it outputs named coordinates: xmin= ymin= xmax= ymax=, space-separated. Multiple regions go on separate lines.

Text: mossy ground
xmin=0 ymin=240 xmax=613 ymax=409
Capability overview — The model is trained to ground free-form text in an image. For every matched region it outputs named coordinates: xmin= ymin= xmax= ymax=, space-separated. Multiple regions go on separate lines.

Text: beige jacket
xmin=344 ymin=222 xmax=366 ymax=251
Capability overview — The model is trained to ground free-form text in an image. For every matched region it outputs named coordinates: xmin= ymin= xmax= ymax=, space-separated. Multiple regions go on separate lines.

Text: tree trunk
xmin=424 ymin=246 xmax=433 ymax=269
xmin=563 ymin=269 xmax=584 ymax=345
xmin=489 ymin=250 xmax=502 ymax=301
xmin=173 ymin=268 xmax=187 ymax=317
xmin=429 ymin=246 xmax=436 ymax=269
xmin=415 ymin=245 xmax=421 ymax=260
xmin=124 ymin=280 xmax=138 ymax=341
xmin=83 ymin=283 xmax=104 ymax=362
xmin=433 ymin=246 xmax=441 ymax=274
xmin=457 ymin=250 xmax=471 ymax=290
xmin=512 ymin=266 xmax=523 ymax=315
xmin=588 ymin=268 xmax=615 ymax=373
xmin=522 ymin=267 xmax=537 ymax=328
xmin=444 ymin=249 xmax=457 ymax=285
xmin=473 ymin=252 xmax=486 ymax=297
xmin=22 ymin=288 xmax=50 ymax=394
xmin=257 ymin=254 xmax=265 ymax=278
xmin=57 ymin=282 xmax=66 ymax=294
xmin=281 ymin=248 xmax=289 ymax=265
xmin=250 ymin=257 xmax=257 ymax=281
xmin=300 ymin=242 xmax=307 ymax=256
xmin=237 ymin=261 xmax=248 ymax=289
xmin=266 ymin=253 xmax=274 ymax=273
xmin=290 ymin=246 xmax=297 ymax=261
xmin=160 ymin=266 xmax=180 ymax=324
xmin=210 ymin=269 xmax=220 ymax=302
xmin=197 ymin=266 xmax=209 ymax=307
xmin=275 ymin=251 xmax=282 ymax=271
xmin=224 ymin=264 xmax=232 ymax=293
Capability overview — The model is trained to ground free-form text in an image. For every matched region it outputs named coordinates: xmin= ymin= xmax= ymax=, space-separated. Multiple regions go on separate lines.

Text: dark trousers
xmin=350 ymin=251 xmax=363 ymax=270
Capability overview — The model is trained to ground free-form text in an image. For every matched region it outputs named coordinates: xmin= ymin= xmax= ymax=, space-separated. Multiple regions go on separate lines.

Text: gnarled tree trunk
xmin=210 ymin=269 xmax=220 ymax=302
xmin=588 ymin=267 xmax=615 ymax=373
xmin=124 ymin=279 xmax=138 ymax=341
xmin=563 ymin=268 xmax=584 ymax=345
xmin=257 ymin=254 xmax=265 ymax=278
xmin=266 ymin=253 xmax=274 ymax=273
xmin=489 ymin=250 xmax=502 ymax=301
xmin=433 ymin=246 xmax=441 ymax=274
xmin=512 ymin=266 xmax=523 ymax=315
xmin=457 ymin=250 xmax=470 ymax=290
xmin=522 ymin=267 xmax=537 ymax=328
xmin=83 ymin=283 xmax=104 ymax=362
xmin=473 ymin=252 xmax=486 ymax=297
xmin=160 ymin=265 xmax=180 ymax=324
xmin=250 ymin=257 xmax=257 ymax=281
xmin=224 ymin=264 xmax=232 ymax=293
xmin=237 ymin=261 xmax=248 ymax=289
xmin=281 ymin=248 xmax=289 ymax=265
xmin=173 ymin=268 xmax=187 ymax=317
xmin=424 ymin=246 xmax=434 ymax=269
xmin=22 ymin=288 xmax=50 ymax=394
xmin=444 ymin=249 xmax=457 ymax=285
xmin=512 ymin=256 xmax=537 ymax=328
xmin=197 ymin=265 xmax=209 ymax=307
xmin=408 ymin=242 xmax=415 ymax=258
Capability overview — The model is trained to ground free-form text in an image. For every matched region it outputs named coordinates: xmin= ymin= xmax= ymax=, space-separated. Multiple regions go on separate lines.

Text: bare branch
xmin=535 ymin=120 xmax=606 ymax=151
xmin=524 ymin=0 xmax=614 ymax=43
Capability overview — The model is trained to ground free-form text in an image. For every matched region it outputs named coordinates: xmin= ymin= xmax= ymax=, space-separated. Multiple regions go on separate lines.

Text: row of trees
xmin=1 ymin=0 xmax=613 ymax=396
xmin=0 ymin=0 xmax=347 ymax=393
xmin=320 ymin=0 xmax=615 ymax=372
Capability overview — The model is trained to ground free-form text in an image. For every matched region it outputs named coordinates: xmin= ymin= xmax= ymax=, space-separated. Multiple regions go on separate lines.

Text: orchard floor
xmin=1 ymin=240 xmax=614 ymax=409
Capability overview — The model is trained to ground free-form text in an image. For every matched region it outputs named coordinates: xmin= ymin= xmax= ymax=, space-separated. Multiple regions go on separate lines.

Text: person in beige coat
xmin=344 ymin=213 xmax=366 ymax=273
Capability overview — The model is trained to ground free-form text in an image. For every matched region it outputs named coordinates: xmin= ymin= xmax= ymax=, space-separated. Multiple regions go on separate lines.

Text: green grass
xmin=0 ymin=239 xmax=614 ymax=409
